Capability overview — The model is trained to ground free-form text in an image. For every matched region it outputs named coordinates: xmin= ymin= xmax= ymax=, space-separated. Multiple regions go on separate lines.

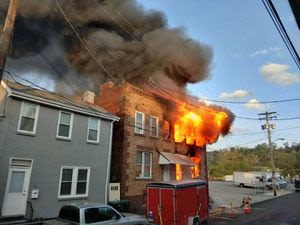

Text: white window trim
xmin=87 ymin=117 xmax=101 ymax=143
xmin=134 ymin=111 xmax=145 ymax=134
xmin=56 ymin=111 xmax=74 ymax=140
xmin=58 ymin=166 xmax=90 ymax=199
xmin=17 ymin=101 xmax=40 ymax=135
xmin=136 ymin=151 xmax=152 ymax=179
xmin=150 ymin=116 xmax=159 ymax=137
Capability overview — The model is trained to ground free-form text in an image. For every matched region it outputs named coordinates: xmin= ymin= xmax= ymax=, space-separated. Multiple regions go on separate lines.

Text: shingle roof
xmin=2 ymin=80 xmax=119 ymax=121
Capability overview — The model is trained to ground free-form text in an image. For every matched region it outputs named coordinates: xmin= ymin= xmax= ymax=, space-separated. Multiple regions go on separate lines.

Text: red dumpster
xmin=146 ymin=179 xmax=208 ymax=225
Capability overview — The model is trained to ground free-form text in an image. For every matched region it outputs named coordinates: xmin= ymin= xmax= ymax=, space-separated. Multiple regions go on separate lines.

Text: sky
xmin=137 ymin=0 xmax=300 ymax=150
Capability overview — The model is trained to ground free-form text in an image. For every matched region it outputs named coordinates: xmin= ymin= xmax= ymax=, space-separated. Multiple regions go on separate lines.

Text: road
xmin=210 ymin=192 xmax=300 ymax=225
xmin=209 ymin=181 xmax=293 ymax=208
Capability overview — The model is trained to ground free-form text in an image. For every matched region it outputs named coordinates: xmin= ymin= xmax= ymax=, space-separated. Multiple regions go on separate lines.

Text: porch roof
xmin=159 ymin=152 xmax=196 ymax=166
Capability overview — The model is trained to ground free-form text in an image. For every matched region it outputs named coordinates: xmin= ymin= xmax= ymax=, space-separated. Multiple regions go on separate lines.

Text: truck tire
xmin=239 ymin=183 xmax=245 ymax=188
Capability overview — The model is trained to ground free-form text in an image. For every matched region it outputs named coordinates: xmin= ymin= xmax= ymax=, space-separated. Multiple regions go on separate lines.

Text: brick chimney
xmin=82 ymin=90 xmax=95 ymax=104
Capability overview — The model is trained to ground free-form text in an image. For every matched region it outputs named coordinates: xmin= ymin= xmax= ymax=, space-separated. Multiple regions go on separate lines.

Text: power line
xmin=54 ymin=0 xmax=274 ymax=122
xmin=148 ymin=80 xmax=300 ymax=121
xmin=241 ymin=137 xmax=267 ymax=145
xmin=262 ymin=0 xmax=300 ymax=70
xmin=145 ymin=81 xmax=300 ymax=104
xmin=55 ymin=0 xmax=119 ymax=84
xmin=198 ymin=97 xmax=300 ymax=104
xmin=2 ymin=69 xmax=109 ymax=115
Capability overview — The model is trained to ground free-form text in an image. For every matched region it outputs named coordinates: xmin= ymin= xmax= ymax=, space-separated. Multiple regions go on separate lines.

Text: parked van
xmin=233 ymin=171 xmax=266 ymax=188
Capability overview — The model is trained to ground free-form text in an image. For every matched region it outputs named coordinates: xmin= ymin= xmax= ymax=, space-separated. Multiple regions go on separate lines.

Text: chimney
xmin=82 ymin=90 xmax=95 ymax=104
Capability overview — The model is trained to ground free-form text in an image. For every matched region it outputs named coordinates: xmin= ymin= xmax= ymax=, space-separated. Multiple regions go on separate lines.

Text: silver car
xmin=45 ymin=203 xmax=147 ymax=225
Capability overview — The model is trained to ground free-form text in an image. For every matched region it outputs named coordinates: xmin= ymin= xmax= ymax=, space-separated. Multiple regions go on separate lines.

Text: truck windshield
xmin=58 ymin=205 xmax=80 ymax=223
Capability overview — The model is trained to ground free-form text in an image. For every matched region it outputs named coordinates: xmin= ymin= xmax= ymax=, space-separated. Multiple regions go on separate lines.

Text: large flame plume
xmin=173 ymin=104 xmax=234 ymax=147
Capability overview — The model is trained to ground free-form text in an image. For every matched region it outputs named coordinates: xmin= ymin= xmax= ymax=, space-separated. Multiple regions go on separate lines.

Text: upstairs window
xmin=134 ymin=111 xmax=144 ymax=134
xmin=87 ymin=117 xmax=100 ymax=143
xmin=150 ymin=116 xmax=158 ymax=137
xmin=17 ymin=101 xmax=40 ymax=134
xmin=57 ymin=111 xmax=74 ymax=140
xmin=136 ymin=151 xmax=152 ymax=179
xmin=58 ymin=166 xmax=90 ymax=198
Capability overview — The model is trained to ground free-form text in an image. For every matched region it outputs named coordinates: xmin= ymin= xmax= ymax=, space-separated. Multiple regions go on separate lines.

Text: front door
xmin=2 ymin=167 xmax=31 ymax=216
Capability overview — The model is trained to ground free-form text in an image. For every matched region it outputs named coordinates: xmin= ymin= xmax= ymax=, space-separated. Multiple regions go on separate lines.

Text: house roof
xmin=1 ymin=80 xmax=119 ymax=121
xmin=159 ymin=152 xmax=196 ymax=166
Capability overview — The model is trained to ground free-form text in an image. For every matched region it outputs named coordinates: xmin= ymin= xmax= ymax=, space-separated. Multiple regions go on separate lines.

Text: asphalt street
xmin=210 ymin=192 xmax=300 ymax=225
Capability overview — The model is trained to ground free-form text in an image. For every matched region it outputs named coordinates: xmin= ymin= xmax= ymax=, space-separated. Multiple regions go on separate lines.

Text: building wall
xmin=97 ymin=83 xmax=204 ymax=212
xmin=0 ymin=96 xmax=113 ymax=218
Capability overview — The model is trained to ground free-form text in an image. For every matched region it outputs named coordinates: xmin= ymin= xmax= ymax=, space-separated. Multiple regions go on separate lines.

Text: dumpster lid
xmin=147 ymin=179 xmax=207 ymax=189
xmin=159 ymin=152 xmax=196 ymax=166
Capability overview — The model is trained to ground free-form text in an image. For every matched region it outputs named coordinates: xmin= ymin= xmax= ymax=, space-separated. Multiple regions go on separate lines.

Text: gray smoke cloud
xmin=0 ymin=0 xmax=213 ymax=94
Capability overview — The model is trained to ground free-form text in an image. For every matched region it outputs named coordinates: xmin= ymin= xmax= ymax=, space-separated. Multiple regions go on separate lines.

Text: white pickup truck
xmin=44 ymin=203 xmax=147 ymax=225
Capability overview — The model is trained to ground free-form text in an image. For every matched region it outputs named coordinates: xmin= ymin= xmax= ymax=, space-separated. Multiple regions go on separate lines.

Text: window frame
xmin=134 ymin=111 xmax=145 ymax=134
xmin=58 ymin=166 xmax=90 ymax=199
xmin=150 ymin=116 xmax=159 ymax=137
xmin=56 ymin=111 xmax=74 ymax=140
xmin=136 ymin=151 xmax=152 ymax=179
xmin=17 ymin=101 xmax=40 ymax=135
xmin=87 ymin=117 xmax=101 ymax=143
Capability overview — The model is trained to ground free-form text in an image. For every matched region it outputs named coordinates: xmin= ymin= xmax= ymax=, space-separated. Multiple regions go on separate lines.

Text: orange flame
xmin=190 ymin=157 xmax=200 ymax=178
xmin=174 ymin=105 xmax=232 ymax=147
xmin=176 ymin=164 xmax=183 ymax=180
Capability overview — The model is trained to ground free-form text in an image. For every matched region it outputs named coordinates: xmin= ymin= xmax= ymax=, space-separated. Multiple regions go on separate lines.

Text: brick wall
xmin=96 ymin=82 xmax=207 ymax=212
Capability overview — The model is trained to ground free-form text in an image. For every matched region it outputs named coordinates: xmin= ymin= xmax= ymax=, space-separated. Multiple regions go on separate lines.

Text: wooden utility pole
xmin=0 ymin=0 xmax=19 ymax=82
xmin=258 ymin=111 xmax=277 ymax=196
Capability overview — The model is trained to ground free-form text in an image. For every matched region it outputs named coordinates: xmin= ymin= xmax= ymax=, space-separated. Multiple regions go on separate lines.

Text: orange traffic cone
xmin=244 ymin=203 xmax=251 ymax=214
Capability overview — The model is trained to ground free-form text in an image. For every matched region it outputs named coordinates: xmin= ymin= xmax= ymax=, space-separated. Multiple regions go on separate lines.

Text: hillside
xmin=207 ymin=142 xmax=300 ymax=178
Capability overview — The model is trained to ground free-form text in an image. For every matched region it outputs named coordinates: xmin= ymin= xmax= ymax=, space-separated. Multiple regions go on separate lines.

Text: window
xmin=150 ymin=116 xmax=158 ymax=137
xmin=87 ymin=117 xmax=100 ymax=143
xmin=84 ymin=207 xmax=120 ymax=224
xmin=17 ymin=101 xmax=39 ymax=134
xmin=134 ymin=111 xmax=144 ymax=134
xmin=58 ymin=166 xmax=90 ymax=198
xmin=58 ymin=205 xmax=80 ymax=223
xmin=136 ymin=151 xmax=152 ymax=179
xmin=57 ymin=111 xmax=74 ymax=139
xmin=163 ymin=120 xmax=171 ymax=139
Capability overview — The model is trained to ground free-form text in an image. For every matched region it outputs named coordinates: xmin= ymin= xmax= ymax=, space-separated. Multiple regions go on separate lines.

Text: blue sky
xmin=137 ymin=0 xmax=300 ymax=150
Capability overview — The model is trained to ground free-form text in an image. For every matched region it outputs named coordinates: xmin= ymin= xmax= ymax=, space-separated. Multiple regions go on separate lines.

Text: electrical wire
xmin=262 ymin=0 xmax=300 ymax=70
xmin=5 ymin=3 xmax=300 ymax=123
xmin=145 ymin=80 xmax=300 ymax=104
xmin=54 ymin=1 xmax=300 ymax=122
xmin=55 ymin=0 xmax=119 ymax=84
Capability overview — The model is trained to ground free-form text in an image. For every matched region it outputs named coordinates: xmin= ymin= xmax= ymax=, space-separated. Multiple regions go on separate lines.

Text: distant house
xmin=0 ymin=80 xmax=119 ymax=219
xmin=96 ymin=82 xmax=208 ymax=212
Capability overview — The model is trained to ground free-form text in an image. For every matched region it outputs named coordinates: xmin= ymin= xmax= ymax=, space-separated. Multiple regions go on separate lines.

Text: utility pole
xmin=0 ymin=0 xmax=19 ymax=82
xmin=258 ymin=111 xmax=277 ymax=196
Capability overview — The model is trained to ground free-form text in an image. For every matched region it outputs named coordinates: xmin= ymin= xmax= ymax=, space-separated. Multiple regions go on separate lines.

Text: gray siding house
xmin=0 ymin=80 xmax=119 ymax=219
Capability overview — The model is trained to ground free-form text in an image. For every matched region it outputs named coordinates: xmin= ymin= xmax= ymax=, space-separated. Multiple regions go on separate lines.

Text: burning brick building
xmin=96 ymin=81 xmax=234 ymax=211
xmin=0 ymin=0 xmax=234 ymax=212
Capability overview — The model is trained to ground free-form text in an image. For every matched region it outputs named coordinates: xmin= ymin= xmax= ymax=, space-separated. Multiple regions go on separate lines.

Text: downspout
xmin=105 ymin=120 xmax=115 ymax=204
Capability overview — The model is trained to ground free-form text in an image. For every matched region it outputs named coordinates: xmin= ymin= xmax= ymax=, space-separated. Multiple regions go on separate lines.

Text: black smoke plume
xmin=0 ymin=0 xmax=213 ymax=94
